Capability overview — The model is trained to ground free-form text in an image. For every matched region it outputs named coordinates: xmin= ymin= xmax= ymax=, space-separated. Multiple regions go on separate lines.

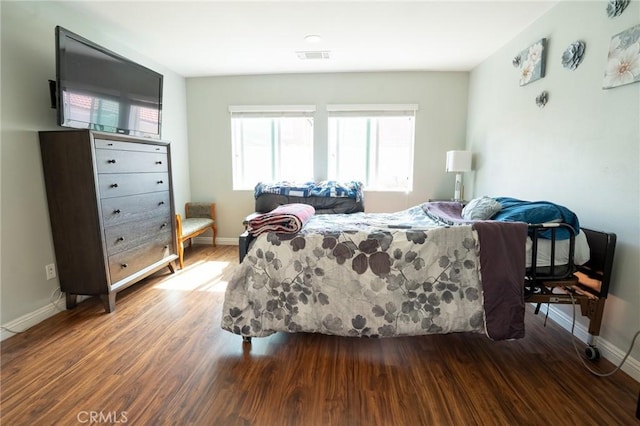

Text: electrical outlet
xmin=45 ymin=263 xmax=57 ymax=280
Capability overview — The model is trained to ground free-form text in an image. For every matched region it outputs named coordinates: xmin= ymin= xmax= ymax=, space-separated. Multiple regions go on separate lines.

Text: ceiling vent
xmin=296 ymin=50 xmax=331 ymax=60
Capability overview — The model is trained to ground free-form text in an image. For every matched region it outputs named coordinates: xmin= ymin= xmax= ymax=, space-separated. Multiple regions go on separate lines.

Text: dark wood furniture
xmin=39 ymin=130 xmax=178 ymax=312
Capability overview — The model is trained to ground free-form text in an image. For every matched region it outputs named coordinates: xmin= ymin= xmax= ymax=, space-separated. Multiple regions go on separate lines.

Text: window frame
xmin=229 ymin=105 xmax=316 ymax=190
xmin=327 ymin=104 xmax=418 ymax=192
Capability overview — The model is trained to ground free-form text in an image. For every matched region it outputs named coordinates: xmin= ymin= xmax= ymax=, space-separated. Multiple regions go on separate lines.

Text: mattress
xmin=525 ymin=229 xmax=589 ymax=268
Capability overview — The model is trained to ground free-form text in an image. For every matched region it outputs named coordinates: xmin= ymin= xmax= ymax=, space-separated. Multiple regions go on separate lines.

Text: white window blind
xmin=228 ymin=105 xmax=316 ymax=117
xmin=326 ymin=104 xmax=418 ymax=116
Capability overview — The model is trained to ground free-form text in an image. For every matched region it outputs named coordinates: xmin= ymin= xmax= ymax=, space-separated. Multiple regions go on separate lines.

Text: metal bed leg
xmin=581 ymin=297 xmax=606 ymax=361
xmin=242 ymin=336 xmax=252 ymax=344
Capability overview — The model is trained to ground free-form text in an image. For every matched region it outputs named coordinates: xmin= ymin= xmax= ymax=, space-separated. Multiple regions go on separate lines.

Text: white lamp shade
xmin=445 ymin=150 xmax=472 ymax=172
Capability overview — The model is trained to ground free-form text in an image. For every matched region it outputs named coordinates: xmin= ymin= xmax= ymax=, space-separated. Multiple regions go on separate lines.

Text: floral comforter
xmin=222 ymin=206 xmax=524 ymax=340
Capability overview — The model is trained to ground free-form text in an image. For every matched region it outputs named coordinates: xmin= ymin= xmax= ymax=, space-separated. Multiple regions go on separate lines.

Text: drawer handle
xmin=107 ymin=159 xmax=117 ymax=164
xmin=110 ymin=183 xmax=119 ymax=188
xmin=116 ymin=237 xmax=125 ymax=242
xmin=158 ymin=201 xmax=165 ymax=206
xmin=107 ymin=143 xmax=114 ymax=146
xmin=113 ymin=209 xmax=121 ymax=214
xmin=157 ymin=180 xmax=164 ymax=184
xmin=155 ymin=161 xmax=163 ymax=165
xmin=160 ymin=223 xmax=167 ymax=229
xmin=121 ymin=263 xmax=128 ymax=268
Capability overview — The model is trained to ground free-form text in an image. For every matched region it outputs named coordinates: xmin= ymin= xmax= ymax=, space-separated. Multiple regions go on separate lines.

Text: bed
xmin=223 ymin=197 xmax=615 ymax=359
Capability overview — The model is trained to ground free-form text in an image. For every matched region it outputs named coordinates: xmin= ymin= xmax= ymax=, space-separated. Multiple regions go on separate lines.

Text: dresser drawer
xmin=108 ymin=231 xmax=173 ymax=284
xmin=98 ymin=172 xmax=169 ymax=199
xmin=101 ymin=192 xmax=170 ymax=227
xmin=95 ymin=149 xmax=168 ymax=174
xmin=105 ymin=215 xmax=172 ymax=256
xmin=94 ymin=139 xmax=167 ymax=154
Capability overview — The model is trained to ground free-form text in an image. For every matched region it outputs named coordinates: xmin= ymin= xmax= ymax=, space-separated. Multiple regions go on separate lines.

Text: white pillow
xmin=462 ymin=196 xmax=502 ymax=220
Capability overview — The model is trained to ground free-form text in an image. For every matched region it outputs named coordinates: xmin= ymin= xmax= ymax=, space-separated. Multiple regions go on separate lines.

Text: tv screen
xmin=55 ymin=26 xmax=163 ymax=139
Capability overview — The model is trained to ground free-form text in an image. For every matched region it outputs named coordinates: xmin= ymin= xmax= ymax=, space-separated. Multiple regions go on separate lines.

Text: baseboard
xmin=536 ymin=303 xmax=640 ymax=383
xmin=1 ymin=302 xmax=64 ymax=341
xmin=193 ymin=236 xmax=238 ymax=246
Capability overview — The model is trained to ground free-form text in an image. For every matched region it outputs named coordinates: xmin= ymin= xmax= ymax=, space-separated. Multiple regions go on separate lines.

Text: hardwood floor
xmin=2 ymin=244 xmax=638 ymax=425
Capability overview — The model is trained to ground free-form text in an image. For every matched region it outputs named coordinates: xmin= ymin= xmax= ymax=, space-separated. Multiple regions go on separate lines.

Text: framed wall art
xmin=603 ymin=24 xmax=640 ymax=89
xmin=515 ymin=38 xmax=547 ymax=86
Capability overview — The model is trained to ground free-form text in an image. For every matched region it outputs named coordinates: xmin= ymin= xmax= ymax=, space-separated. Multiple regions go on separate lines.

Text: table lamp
xmin=445 ymin=150 xmax=472 ymax=202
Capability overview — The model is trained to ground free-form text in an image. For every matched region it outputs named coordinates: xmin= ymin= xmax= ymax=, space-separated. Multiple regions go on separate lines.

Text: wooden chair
xmin=176 ymin=202 xmax=217 ymax=269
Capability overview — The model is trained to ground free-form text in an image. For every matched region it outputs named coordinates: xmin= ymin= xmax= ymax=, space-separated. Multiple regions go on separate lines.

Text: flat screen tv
xmin=54 ymin=26 xmax=163 ymax=139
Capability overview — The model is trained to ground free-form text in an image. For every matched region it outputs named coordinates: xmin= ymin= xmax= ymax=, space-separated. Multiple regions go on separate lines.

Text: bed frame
xmin=525 ymin=226 xmax=616 ymax=360
xmin=236 ymin=222 xmax=616 ymax=360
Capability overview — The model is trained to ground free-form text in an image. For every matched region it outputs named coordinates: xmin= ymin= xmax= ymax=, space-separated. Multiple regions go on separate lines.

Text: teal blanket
xmin=493 ymin=197 xmax=579 ymax=239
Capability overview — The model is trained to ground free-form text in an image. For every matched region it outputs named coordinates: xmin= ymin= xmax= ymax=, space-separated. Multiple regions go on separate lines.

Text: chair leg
xmin=211 ymin=225 xmax=217 ymax=247
xmin=178 ymin=239 xmax=185 ymax=269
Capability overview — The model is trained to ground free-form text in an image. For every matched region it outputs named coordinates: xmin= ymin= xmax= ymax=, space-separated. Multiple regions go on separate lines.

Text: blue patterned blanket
xmin=255 ymin=181 xmax=363 ymax=201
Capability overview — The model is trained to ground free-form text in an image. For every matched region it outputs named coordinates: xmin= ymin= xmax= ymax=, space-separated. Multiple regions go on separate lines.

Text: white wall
xmin=467 ymin=1 xmax=639 ymax=376
xmin=0 ymin=2 xmax=190 ymax=327
xmin=186 ymin=72 xmax=469 ymax=240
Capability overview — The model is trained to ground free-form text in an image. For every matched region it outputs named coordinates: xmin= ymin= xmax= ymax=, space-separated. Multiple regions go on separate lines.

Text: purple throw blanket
xmin=422 ymin=201 xmax=470 ymax=224
xmin=423 ymin=201 xmax=527 ymax=340
xmin=247 ymin=203 xmax=315 ymax=236
xmin=474 ymin=221 xmax=527 ymax=340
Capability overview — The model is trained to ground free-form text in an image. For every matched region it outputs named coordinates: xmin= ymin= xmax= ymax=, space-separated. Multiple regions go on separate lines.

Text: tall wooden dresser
xmin=39 ymin=130 xmax=178 ymax=312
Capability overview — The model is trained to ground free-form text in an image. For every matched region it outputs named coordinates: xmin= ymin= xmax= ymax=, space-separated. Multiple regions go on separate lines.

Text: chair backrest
xmin=185 ymin=202 xmax=215 ymax=219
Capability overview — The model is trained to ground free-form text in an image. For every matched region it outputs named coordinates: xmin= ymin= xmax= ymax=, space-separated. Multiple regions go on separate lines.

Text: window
xmin=230 ymin=105 xmax=315 ymax=190
xmin=328 ymin=104 xmax=417 ymax=192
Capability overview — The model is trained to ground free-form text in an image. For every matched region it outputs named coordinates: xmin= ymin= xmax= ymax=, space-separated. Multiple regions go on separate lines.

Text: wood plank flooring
xmin=2 ymin=244 xmax=638 ymax=425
